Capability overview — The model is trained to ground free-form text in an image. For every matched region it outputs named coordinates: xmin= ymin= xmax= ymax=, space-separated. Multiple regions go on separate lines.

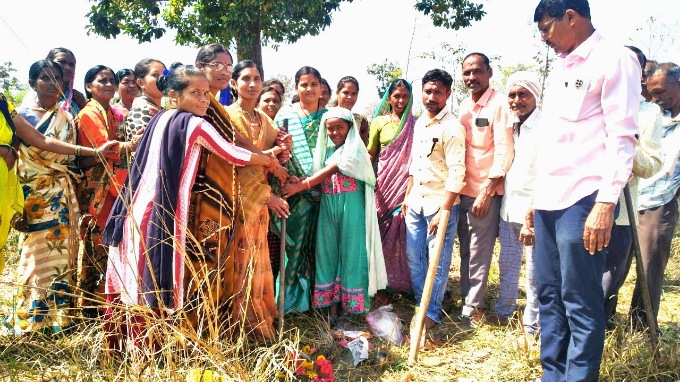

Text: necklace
xmin=34 ymin=98 xmax=55 ymax=111
xmin=299 ymin=103 xmax=319 ymax=121
xmin=240 ymin=104 xmax=264 ymax=143
xmin=391 ymin=112 xmax=402 ymax=124
xmin=241 ymin=106 xmax=260 ymax=127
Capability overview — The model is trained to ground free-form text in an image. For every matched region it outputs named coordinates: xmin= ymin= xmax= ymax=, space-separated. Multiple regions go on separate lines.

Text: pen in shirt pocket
xmin=427 ymin=138 xmax=438 ymax=157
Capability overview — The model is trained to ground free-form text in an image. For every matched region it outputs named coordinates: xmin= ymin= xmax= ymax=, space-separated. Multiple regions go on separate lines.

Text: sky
xmin=3 ymin=0 xmax=679 ymax=114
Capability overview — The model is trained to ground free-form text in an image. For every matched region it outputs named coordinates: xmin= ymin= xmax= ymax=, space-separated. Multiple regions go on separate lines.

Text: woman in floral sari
xmin=224 ymin=60 xmax=290 ymax=340
xmin=0 ymin=78 xmax=114 ymax=282
xmin=273 ymin=66 xmax=327 ymax=313
xmin=367 ymin=79 xmax=415 ymax=293
xmin=6 ymin=61 xmax=92 ymax=333
xmin=9 ymin=61 xmax=80 ymax=333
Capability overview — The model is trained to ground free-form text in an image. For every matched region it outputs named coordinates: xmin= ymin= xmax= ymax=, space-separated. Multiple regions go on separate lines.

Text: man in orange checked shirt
xmin=456 ymin=52 xmax=514 ymax=325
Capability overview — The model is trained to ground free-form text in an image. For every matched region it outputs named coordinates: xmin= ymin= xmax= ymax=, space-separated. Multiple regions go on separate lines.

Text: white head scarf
xmin=506 ymin=71 xmax=541 ymax=102
xmin=313 ymin=107 xmax=375 ymax=187
xmin=312 ymin=106 xmax=387 ymax=295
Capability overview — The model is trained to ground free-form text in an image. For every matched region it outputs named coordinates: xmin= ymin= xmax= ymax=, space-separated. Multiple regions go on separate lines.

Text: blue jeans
xmin=535 ymin=193 xmax=605 ymax=382
xmin=405 ymin=206 xmax=459 ymax=323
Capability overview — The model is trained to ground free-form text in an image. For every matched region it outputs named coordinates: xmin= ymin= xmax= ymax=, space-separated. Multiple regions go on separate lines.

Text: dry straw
xmin=0 ymin=223 xmax=678 ymax=381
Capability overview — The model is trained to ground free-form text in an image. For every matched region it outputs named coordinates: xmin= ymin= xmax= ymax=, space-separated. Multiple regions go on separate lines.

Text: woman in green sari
xmin=273 ymin=66 xmax=327 ymax=313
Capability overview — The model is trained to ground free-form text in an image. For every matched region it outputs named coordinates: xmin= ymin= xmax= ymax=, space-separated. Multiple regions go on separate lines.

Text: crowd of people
xmin=0 ymin=0 xmax=678 ymax=379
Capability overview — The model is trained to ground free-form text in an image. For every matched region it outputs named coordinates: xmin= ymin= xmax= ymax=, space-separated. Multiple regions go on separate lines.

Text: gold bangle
xmin=74 ymin=146 xmax=81 ymax=156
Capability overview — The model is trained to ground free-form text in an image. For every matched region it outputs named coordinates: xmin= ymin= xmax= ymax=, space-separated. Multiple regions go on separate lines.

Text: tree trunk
xmin=235 ymin=21 xmax=264 ymax=78
xmin=250 ymin=33 xmax=263 ymax=78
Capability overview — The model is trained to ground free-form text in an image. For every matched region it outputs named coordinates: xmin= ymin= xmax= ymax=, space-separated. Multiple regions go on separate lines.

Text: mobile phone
xmin=475 ymin=117 xmax=489 ymax=127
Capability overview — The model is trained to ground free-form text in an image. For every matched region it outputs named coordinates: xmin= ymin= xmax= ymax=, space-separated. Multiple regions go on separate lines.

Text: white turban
xmin=506 ymin=71 xmax=541 ymax=101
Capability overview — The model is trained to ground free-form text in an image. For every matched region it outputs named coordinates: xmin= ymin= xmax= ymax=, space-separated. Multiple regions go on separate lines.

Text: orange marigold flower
xmin=24 ymin=194 xmax=49 ymax=220
xmin=46 ymin=225 xmax=68 ymax=242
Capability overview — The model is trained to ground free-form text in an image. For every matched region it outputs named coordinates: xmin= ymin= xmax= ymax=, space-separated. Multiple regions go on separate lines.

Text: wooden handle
xmin=408 ymin=209 xmax=450 ymax=364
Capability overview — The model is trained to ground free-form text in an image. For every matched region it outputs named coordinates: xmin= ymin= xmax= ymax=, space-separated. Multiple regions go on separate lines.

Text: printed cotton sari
xmin=76 ymin=99 xmax=126 ymax=316
xmin=312 ymin=107 xmax=387 ymax=313
xmin=103 ymin=109 xmax=252 ymax=344
xmin=370 ymin=80 xmax=416 ymax=292
xmin=225 ymin=104 xmax=278 ymax=341
xmin=5 ymin=106 xmax=80 ymax=334
xmin=272 ymin=104 xmax=326 ymax=313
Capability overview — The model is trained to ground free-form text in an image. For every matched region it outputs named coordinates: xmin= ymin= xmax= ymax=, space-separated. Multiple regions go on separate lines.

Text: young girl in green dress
xmin=282 ymin=107 xmax=387 ymax=322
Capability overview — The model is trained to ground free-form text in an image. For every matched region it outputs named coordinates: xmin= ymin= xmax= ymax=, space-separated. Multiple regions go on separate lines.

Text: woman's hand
xmin=276 ymin=131 xmax=293 ymax=149
xmin=281 ymin=181 xmax=302 ymax=198
xmin=277 ymin=149 xmax=291 ymax=164
xmin=271 ymin=164 xmax=288 ymax=183
xmin=0 ymin=146 xmax=17 ymax=169
xmin=129 ymin=129 xmax=144 ymax=152
xmin=268 ymin=194 xmax=290 ymax=218
xmin=400 ymin=201 xmax=409 ymax=217
xmin=269 ymin=145 xmax=284 ymax=157
xmin=98 ymin=140 xmax=120 ymax=160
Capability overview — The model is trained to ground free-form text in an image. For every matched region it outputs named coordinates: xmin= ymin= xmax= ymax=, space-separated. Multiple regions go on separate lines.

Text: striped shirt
xmin=638 ymin=110 xmax=680 ymax=210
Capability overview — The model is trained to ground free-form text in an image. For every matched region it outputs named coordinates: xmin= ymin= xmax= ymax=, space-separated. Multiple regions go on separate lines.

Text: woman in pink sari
xmin=367 ymin=79 xmax=415 ymax=294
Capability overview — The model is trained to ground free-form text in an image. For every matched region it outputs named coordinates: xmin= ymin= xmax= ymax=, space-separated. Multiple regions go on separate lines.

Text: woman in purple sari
xmin=367 ymin=79 xmax=415 ymax=294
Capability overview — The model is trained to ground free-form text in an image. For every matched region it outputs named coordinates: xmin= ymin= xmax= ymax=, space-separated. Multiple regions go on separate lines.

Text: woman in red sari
xmin=77 ymin=65 xmax=135 ymax=316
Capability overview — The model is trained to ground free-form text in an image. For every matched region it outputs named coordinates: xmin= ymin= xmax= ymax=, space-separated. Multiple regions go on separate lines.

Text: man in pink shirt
xmin=456 ymin=52 xmax=514 ymax=324
xmin=524 ymin=0 xmax=640 ymax=380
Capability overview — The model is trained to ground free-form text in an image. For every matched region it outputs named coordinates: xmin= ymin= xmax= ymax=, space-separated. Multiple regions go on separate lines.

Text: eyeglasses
xmin=202 ymin=62 xmax=234 ymax=73
xmin=538 ymin=15 xmax=562 ymax=37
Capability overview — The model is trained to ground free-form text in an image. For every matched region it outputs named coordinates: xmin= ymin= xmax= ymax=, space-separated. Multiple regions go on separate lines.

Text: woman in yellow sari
xmin=0 ymin=98 xmax=23 ymax=275
xmin=224 ymin=60 xmax=290 ymax=341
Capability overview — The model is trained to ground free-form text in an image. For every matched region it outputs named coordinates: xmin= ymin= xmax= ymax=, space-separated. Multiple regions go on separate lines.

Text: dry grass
xmin=0 ymin=230 xmax=679 ymax=382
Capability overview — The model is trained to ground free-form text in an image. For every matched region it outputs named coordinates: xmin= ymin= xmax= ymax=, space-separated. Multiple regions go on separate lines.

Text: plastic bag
xmin=366 ymin=304 xmax=403 ymax=345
